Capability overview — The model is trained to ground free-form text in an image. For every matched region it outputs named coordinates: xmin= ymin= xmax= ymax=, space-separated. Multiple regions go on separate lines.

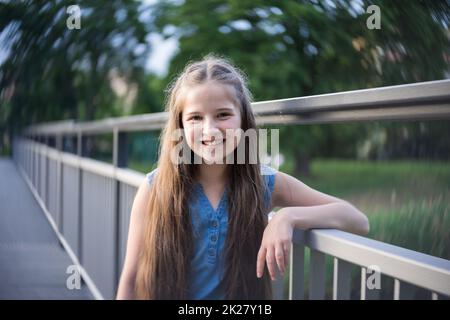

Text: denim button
xmin=210 ymin=234 xmax=217 ymax=242
xmin=211 ymin=220 xmax=218 ymax=228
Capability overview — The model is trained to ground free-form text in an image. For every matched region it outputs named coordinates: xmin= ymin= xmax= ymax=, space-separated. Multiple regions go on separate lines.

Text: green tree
xmin=150 ymin=0 xmax=450 ymax=175
xmin=0 ymin=0 xmax=154 ymax=140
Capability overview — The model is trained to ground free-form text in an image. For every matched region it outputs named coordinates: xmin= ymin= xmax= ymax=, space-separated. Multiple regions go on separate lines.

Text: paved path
xmin=0 ymin=158 xmax=92 ymax=299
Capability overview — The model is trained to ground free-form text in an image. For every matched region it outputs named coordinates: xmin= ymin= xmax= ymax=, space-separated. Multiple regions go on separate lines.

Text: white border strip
xmin=15 ymin=162 xmax=105 ymax=300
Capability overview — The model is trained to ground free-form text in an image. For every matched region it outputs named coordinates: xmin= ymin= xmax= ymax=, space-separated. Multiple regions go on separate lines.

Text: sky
xmin=141 ymin=0 xmax=179 ymax=77
xmin=145 ymin=32 xmax=179 ymax=77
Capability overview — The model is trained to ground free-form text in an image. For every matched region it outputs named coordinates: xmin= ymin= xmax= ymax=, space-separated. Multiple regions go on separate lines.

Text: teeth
xmin=202 ymin=139 xmax=224 ymax=146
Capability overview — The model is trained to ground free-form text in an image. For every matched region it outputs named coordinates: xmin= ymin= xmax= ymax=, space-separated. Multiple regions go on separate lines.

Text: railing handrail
xmin=23 ymin=139 xmax=143 ymax=187
xmin=24 ymin=79 xmax=450 ymax=136
xmin=252 ymin=79 xmax=450 ymax=114
xmin=293 ymin=228 xmax=450 ymax=297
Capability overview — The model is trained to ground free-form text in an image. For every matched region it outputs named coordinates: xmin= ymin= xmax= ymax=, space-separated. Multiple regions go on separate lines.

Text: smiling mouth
xmin=202 ymin=139 xmax=225 ymax=146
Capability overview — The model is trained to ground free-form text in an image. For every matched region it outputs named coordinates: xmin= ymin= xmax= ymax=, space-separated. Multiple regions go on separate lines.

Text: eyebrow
xmin=185 ymin=107 xmax=235 ymax=116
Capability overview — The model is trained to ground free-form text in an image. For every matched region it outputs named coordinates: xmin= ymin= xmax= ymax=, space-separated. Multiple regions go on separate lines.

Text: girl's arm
xmin=257 ymin=171 xmax=370 ymax=281
xmin=116 ymin=180 xmax=150 ymax=299
xmin=271 ymin=170 xmax=369 ymax=234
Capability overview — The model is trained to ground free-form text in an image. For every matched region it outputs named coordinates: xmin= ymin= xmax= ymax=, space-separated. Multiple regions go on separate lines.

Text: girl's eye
xmin=191 ymin=115 xmax=202 ymax=121
xmin=218 ymin=113 xmax=230 ymax=118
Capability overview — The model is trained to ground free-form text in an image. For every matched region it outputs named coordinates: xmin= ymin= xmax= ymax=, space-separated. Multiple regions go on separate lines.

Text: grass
xmin=290 ymin=159 xmax=450 ymax=198
xmin=287 ymin=159 xmax=450 ymax=258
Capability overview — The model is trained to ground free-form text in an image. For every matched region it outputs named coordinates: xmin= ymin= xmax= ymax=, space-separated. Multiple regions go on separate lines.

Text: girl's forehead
xmin=183 ymin=82 xmax=240 ymax=112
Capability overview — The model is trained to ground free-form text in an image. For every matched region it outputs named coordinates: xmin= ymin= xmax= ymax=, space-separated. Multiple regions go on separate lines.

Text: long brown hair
xmin=135 ymin=54 xmax=272 ymax=299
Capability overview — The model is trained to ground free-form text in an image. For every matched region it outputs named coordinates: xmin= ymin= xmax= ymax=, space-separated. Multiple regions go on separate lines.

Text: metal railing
xmin=281 ymin=229 xmax=450 ymax=300
xmin=13 ymin=139 xmax=143 ymax=299
xmin=12 ymin=79 xmax=450 ymax=300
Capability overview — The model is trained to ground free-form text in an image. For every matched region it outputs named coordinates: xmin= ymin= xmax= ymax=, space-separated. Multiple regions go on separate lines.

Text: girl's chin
xmin=201 ymin=154 xmax=228 ymax=164
xmin=192 ymin=152 xmax=232 ymax=164
xmin=189 ymin=143 xmax=237 ymax=164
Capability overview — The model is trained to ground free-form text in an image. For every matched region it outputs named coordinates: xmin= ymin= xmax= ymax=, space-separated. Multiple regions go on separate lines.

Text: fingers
xmin=257 ymin=242 xmax=291 ymax=280
xmin=256 ymin=246 xmax=266 ymax=278
xmin=275 ymin=242 xmax=285 ymax=276
xmin=266 ymin=246 xmax=276 ymax=281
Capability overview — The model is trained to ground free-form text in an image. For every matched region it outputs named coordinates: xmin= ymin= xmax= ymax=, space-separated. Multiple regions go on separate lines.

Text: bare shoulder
xmin=272 ymin=170 xmax=345 ymax=208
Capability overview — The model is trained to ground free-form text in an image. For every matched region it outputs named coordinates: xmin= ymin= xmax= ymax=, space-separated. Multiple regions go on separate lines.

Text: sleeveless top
xmin=145 ymin=164 xmax=277 ymax=299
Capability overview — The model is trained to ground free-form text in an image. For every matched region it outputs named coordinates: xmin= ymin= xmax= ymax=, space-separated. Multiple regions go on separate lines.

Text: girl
xmin=116 ymin=55 xmax=369 ymax=300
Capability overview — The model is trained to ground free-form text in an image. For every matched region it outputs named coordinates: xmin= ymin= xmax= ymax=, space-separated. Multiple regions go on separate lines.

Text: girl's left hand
xmin=256 ymin=208 xmax=294 ymax=281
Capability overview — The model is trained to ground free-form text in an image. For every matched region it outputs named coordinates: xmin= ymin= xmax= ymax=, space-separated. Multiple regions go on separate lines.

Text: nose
xmin=202 ymin=117 xmax=221 ymax=140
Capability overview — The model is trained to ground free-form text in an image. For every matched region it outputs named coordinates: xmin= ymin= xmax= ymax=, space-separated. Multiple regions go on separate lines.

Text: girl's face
xmin=181 ymin=81 xmax=242 ymax=164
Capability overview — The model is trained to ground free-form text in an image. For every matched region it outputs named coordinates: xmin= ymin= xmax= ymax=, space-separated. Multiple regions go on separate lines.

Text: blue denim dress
xmin=146 ymin=164 xmax=277 ymax=299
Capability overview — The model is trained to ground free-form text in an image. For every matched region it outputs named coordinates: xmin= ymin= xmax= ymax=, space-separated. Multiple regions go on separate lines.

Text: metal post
xmin=44 ymin=136 xmax=49 ymax=211
xmin=289 ymin=230 xmax=305 ymax=300
xmin=77 ymin=131 xmax=84 ymax=264
xmin=56 ymin=135 xmax=63 ymax=233
xmin=112 ymin=128 xmax=128 ymax=294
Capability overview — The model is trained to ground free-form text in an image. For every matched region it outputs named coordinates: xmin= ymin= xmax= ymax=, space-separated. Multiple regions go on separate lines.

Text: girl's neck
xmin=196 ymin=163 xmax=229 ymax=186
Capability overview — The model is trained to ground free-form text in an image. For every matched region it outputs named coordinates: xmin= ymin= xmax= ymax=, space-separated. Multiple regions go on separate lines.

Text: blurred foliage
xmin=0 ymin=0 xmax=159 ymax=138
